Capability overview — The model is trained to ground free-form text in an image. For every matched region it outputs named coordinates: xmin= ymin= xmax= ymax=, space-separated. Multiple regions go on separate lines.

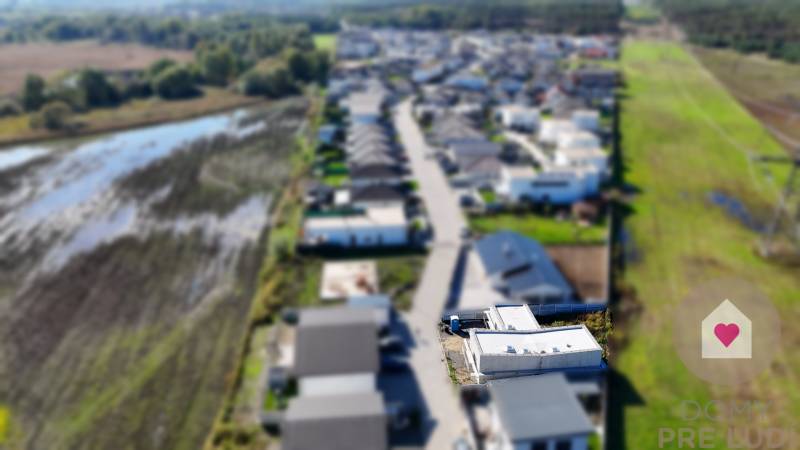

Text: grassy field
xmin=0 ymin=87 xmax=261 ymax=146
xmin=0 ymin=405 xmax=8 ymax=444
xmin=0 ymin=40 xmax=193 ymax=95
xmin=469 ymin=212 xmax=607 ymax=245
xmin=313 ymin=33 xmax=337 ymax=52
xmin=611 ymin=40 xmax=800 ymax=449
xmin=692 ymin=46 xmax=800 ymax=147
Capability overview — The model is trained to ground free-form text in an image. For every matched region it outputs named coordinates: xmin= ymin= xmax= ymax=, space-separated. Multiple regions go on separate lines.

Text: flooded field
xmin=0 ymin=98 xmax=308 ymax=449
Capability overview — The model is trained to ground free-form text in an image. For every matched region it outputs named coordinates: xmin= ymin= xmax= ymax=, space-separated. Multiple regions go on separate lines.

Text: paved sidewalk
xmin=394 ymin=98 xmax=471 ymax=449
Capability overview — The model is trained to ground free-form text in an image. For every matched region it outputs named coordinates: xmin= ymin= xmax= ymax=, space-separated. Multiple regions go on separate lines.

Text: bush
xmin=31 ymin=100 xmax=73 ymax=130
xmin=152 ymin=65 xmax=199 ymax=100
xmin=0 ymin=98 xmax=22 ymax=117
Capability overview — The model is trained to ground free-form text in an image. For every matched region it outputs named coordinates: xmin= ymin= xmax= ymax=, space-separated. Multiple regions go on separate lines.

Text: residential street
xmin=393 ymin=98 xmax=471 ymax=449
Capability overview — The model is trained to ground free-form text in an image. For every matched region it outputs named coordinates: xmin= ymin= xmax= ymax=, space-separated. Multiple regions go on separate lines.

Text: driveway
xmin=393 ymin=99 xmax=471 ymax=449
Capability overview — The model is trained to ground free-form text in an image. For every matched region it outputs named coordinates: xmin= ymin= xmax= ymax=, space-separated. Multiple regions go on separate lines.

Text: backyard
xmin=469 ymin=212 xmax=608 ymax=245
xmin=610 ymin=40 xmax=800 ymax=449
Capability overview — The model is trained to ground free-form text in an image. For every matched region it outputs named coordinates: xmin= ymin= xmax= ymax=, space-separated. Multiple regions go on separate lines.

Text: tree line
xmin=341 ymin=0 xmax=623 ymax=34
xmin=658 ymin=0 xmax=800 ymax=63
xmin=4 ymin=20 xmax=330 ymax=131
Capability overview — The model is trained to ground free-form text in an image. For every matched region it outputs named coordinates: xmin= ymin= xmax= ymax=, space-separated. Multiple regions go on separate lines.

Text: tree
xmin=22 ymin=74 xmax=46 ymax=112
xmin=32 ymin=100 xmax=72 ymax=130
xmin=77 ymin=69 xmax=120 ymax=108
xmin=264 ymin=67 xmax=299 ymax=98
xmin=147 ymin=58 xmax=177 ymax=79
xmin=152 ymin=65 xmax=198 ymax=100
xmin=287 ymin=50 xmax=315 ymax=83
xmin=312 ymin=50 xmax=331 ymax=84
xmin=199 ymin=45 xmax=236 ymax=86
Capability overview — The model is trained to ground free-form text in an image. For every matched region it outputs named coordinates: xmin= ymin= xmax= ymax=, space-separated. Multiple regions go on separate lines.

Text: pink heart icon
xmin=714 ymin=323 xmax=740 ymax=347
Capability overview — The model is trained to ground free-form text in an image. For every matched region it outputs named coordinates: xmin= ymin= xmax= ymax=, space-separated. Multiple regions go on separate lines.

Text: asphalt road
xmin=393 ymin=99 xmax=471 ymax=449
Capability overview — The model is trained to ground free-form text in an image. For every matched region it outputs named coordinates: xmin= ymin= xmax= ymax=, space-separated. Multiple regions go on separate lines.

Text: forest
xmin=658 ymin=0 xmax=800 ymax=63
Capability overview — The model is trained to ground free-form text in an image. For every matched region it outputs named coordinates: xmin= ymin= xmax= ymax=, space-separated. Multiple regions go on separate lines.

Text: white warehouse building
xmin=465 ymin=325 xmax=603 ymax=382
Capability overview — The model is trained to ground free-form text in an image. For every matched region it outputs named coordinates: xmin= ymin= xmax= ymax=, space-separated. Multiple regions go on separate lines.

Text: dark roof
xmin=474 ymin=231 xmax=573 ymax=299
xmin=489 ymin=373 xmax=594 ymax=442
xmin=449 ymin=139 xmax=501 ymax=157
xmin=294 ymin=307 xmax=379 ymax=377
xmin=350 ymin=184 xmax=406 ymax=203
xmin=349 ymin=164 xmax=405 ymax=179
xmin=284 ymin=392 xmax=387 ymax=450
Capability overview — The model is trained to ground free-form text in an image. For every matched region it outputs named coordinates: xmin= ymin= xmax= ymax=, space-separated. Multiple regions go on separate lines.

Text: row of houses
xmin=280 ymin=307 xmax=391 ymax=450
xmin=302 ymin=78 xmax=424 ymax=249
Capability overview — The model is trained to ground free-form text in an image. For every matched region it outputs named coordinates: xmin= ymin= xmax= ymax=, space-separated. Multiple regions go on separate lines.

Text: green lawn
xmin=322 ymin=173 xmax=349 ymax=187
xmin=0 ymin=406 xmax=9 ymax=444
xmin=469 ymin=213 xmax=607 ymax=245
xmin=313 ymin=33 xmax=337 ymax=52
xmin=624 ymin=3 xmax=661 ymax=22
xmin=377 ymin=256 xmax=426 ymax=311
xmin=611 ymin=40 xmax=800 ymax=449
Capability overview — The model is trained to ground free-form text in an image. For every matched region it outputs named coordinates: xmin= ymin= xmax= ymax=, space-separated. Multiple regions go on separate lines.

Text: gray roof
xmin=489 ymin=373 xmax=594 ymax=442
xmin=455 ymin=154 xmax=503 ymax=176
xmin=284 ymin=392 xmax=387 ymax=450
xmin=449 ymin=139 xmax=501 ymax=157
xmin=430 ymin=114 xmax=484 ymax=145
xmin=294 ymin=307 xmax=379 ymax=377
xmin=474 ymin=231 xmax=573 ymax=300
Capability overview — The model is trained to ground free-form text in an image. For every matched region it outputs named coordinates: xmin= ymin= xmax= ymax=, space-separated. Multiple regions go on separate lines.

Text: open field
xmin=0 ymin=87 xmax=262 ymax=147
xmin=312 ymin=33 xmax=337 ymax=52
xmin=469 ymin=212 xmax=607 ymax=245
xmin=693 ymin=47 xmax=800 ymax=148
xmin=0 ymin=40 xmax=193 ymax=95
xmin=611 ymin=40 xmax=800 ymax=449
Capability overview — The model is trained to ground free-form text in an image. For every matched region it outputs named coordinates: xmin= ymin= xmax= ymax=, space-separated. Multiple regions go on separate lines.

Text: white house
xmin=495 ymin=165 xmax=538 ymax=203
xmin=484 ymin=374 xmax=595 ymax=450
xmin=302 ymin=206 xmax=409 ymax=248
xmin=556 ymin=130 xmax=600 ymax=150
xmin=464 ymin=325 xmax=603 ymax=382
xmin=497 ymin=105 xmax=540 ymax=131
xmin=412 ymin=62 xmax=445 ymax=84
xmin=496 ymin=166 xmax=593 ymax=205
xmin=571 ymin=109 xmax=600 ymax=133
xmin=554 ymin=146 xmax=608 ymax=176
xmin=538 ymin=119 xmax=578 ymax=147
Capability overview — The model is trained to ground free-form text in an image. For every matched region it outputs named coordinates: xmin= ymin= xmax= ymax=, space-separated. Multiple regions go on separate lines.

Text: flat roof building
xmin=486 ymin=304 xmax=541 ymax=331
xmin=466 ymin=325 xmax=603 ymax=381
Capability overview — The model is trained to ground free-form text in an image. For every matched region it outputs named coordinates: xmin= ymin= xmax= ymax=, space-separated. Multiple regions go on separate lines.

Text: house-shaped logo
xmin=701 ymin=299 xmax=752 ymax=359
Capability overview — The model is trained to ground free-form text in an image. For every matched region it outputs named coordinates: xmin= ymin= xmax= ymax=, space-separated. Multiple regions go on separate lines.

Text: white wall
xmin=300 ymin=373 xmax=376 ymax=397
xmin=304 ymin=224 xmax=408 ymax=247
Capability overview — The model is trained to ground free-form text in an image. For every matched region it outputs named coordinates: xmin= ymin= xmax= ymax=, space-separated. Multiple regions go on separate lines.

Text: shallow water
xmin=707 ymin=190 xmax=766 ymax=233
xmin=0 ymin=108 xmax=272 ymax=277
xmin=0 ymin=146 xmax=49 ymax=171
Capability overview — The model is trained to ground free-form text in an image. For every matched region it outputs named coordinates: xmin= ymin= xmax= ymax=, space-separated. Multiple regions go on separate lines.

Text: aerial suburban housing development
xmin=2 ymin=2 xmax=798 ymax=450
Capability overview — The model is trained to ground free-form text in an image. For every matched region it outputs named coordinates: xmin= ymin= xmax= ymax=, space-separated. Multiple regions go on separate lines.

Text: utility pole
xmin=751 ymin=151 xmax=800 ymax=256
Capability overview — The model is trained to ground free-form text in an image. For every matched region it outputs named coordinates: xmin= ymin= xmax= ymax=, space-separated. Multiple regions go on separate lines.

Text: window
xmin=556 ymin=440 xmax=572 ymax=450
xmin=531 ymin=443 xmax=547 ymax=450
